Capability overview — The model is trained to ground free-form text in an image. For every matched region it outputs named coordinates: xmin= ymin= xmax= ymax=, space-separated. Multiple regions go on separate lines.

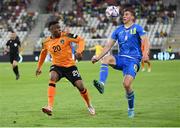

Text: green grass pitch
xmin=0 ymin=60 xmax=180 ymax=127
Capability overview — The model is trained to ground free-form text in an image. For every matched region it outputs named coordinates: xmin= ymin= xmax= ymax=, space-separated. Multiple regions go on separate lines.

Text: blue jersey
xmin=111 ymin=23 xmax=146 ymax=60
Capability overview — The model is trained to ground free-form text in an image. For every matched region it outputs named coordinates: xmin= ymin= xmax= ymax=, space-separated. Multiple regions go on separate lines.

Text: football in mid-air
xmin=105 ymin=6 xmax=119 ymax=17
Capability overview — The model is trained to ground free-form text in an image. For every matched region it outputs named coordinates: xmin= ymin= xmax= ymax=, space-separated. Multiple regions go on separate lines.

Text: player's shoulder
xmin=42 ymin=37 xmax=51 ymax=46
xmin=7 ymin=39 xmax=11 ymax=42
xmin=6 ymin=40 xmax=10 ymax=44
xmin=133 ymin=23 xmax=143 ymax=29
xmin=65 ymin=32 xmax=78 ymax=39
xmin=115 ymin=24 xmax=125 ymax=31
xmin=6 ymin=40 xmax=10 ymax=43
xmin=117 ymin=24 xmax=124 ymax=30
xmin=133 ymin=23 xmax=146 ymax=34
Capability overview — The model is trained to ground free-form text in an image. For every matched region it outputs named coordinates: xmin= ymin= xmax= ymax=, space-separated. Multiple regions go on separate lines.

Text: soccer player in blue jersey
xmin=91 ymin=8 xmax=150 ymax=118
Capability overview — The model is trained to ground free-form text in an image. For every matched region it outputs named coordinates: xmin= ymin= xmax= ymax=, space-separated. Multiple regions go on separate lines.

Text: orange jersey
xmin=37 ymin=32 xmax=85 ymax=69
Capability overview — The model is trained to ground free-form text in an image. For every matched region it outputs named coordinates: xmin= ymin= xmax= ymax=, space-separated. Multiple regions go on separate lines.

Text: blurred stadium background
xmin=0 ymin=0 xmax=180 ymax=61
xmin=0 ymin=0 xmax=180 ymax=127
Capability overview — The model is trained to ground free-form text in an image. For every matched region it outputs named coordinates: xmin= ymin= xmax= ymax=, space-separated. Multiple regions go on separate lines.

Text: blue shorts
xmin=113 ymin=55 xmax=140 ymax=78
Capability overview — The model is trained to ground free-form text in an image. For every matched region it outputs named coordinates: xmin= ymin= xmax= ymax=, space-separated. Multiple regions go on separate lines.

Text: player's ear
xmin=132 ymin=16 xmax=136 ymax=22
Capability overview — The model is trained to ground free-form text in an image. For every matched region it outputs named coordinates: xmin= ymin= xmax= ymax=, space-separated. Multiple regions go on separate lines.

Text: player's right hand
xmin=36 ymin=69 xmax=42 ymax=76
xmin=91 ymin=56 xmax=99 ymax=64
xmin=75 ymin=52 xmax=83 ymax=61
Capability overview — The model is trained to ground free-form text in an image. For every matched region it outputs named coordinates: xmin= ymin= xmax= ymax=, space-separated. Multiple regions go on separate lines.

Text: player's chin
xmin=54 ymin=33 xmax=60 ymax=37
xmin=123 ymin=18 xmax=129 ymax=23
xmin=123 ymin=20 xmax=127 ymax=24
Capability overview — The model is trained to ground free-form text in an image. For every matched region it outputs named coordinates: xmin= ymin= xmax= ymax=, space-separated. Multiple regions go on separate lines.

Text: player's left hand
xmin=36 ymin=69 xmax=42 ymax=76
xmin=3 ymin=51 xmax=8 ymax=55
xmin=75 ymin=52 xmax=83 ymax=61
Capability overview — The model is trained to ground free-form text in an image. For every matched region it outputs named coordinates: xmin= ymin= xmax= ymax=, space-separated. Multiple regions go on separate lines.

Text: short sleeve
xmin=17 ymin=39 xmax=21 ymax=47
xmin=136 ymin=25 xmax=146 ymax=36
xmin=6 ymin=41 xmax=9 ymax=46
xmin=111 ymin=29 xmax=118 ymax=41
xmin=66 ymin=33 xmax=80 ymax=43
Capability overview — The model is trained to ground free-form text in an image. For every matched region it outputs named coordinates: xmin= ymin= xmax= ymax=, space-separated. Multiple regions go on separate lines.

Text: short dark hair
xmin=123 ymin=7 xmax=136 ymax=17
xmin=48 ymin=21 xmax=59 ymax=29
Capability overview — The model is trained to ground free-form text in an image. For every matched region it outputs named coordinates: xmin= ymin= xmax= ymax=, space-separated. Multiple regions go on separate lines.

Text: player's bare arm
xmin=141 ymin=35 xmax=150 ymax=61
xmin=36 ymin=49 xmax=47 ymax=76
xmin=91 ymin=38 xmax=115 ymax=64
xmin=69 ymin=34 xmax=85 ymax=61
xmin=75 ymin=37 xmax=85 ymax=60
xmin=4 ymin=46 xmax=9 ymax=55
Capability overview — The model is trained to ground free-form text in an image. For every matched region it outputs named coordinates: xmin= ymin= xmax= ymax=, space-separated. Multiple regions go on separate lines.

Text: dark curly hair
xmin=48 ymin=21 xmax=59 ymax=29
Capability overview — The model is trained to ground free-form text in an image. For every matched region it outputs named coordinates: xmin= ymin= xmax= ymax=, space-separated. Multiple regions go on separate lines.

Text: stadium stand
xmin=0 ymin=0 xmax=38 ymax=54
xmin=1 ymin=0 xmax=179 ymax=55
xmin=34 ymin=0 xmax=177 ymax=51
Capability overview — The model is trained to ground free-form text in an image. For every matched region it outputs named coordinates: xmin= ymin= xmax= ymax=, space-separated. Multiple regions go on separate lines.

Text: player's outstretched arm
xmin=75 ymin=37 xmax=85 ymax=53
xmin=3 ymin=46 xmax=9 ymax=55
xmin=141 ymin=35 xmax=150 ymax=61
xmin=91 ymin=38 xmax=115 ymax=64
xmin=36 ymin=49 xmax=47 ymax=76
xmin=73 ymin=36 xmax=85 ymax=61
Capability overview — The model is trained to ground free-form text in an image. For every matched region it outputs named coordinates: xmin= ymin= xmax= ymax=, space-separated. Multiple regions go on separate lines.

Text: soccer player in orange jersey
xmin=141 ymin=43 xmax=151 ymax=72
xmin=35 ymin=21 xmax=95 ymax=116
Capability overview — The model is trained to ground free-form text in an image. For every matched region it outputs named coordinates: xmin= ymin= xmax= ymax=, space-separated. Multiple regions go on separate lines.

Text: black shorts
xmin=9 ymin=53 xmax=19 ymax=64
xmin=49 ymin=65 xmax=82 ymax=86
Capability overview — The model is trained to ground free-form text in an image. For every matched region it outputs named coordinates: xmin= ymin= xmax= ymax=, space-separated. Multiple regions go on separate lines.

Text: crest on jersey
xmin=14 ymin=43 xmax=17 ymax=47
xmin=60 ymin=39 xmax=64 ymax=44
xmin=130 ymin=28 xmax=136 ymax=34
xmin=134 ymin=64 xmax=138 ymax=72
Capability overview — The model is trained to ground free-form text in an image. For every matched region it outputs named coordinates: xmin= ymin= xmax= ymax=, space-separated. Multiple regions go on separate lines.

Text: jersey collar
xmin=124 ymin=23 xmax=135 ymax=30
xmin=50 ymin=32 xmax=61 ymax=39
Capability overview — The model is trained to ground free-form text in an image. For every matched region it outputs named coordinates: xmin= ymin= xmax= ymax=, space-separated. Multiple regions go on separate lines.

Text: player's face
xmin=49 ymin=23 xmax=61 ymax=37
xmin=123 ymin=11 xmax=134 ymax=24
xmin=10 ymin=33 xmax=16 ymax=40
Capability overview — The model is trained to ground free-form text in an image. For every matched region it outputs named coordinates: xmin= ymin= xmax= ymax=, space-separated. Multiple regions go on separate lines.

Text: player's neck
xmin=51 ymin=33 xmax=61 ymax=39
xmin=124 ymin=21 xmax=134 ymax=29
